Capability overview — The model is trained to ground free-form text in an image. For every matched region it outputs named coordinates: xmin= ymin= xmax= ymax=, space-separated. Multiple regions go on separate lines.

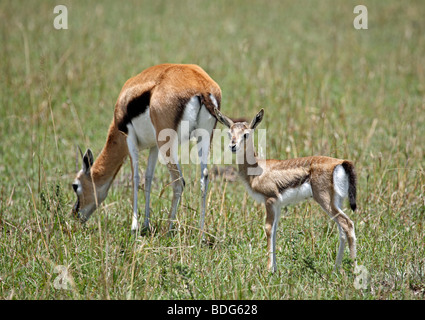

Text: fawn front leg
xmin=265 ymin=198 xmax=280 ymax=273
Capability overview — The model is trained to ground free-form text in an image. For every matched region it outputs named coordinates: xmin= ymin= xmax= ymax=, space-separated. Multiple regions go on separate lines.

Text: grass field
xmin=0 ymin=0 xmax=424 ymax=300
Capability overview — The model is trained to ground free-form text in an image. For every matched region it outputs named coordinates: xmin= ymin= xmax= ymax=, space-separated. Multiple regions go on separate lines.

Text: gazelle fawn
xmin=214 ymin=108 xmax=357 ymax=273
xmin=71 ymin=64 xmax=221 ymax=236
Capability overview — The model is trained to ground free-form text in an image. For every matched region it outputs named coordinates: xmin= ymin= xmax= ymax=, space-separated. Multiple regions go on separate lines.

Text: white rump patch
xmin=196 ymin=102 xmax=216 ymax=134
xmin=178 ymin=95 xmax=216 ymax=145
xmin=178 ymin=96 xmax=201 ymax=143
xmin=333 ymin=164 xmax=349 ymax=198
xmin=209 ymin=93 xmax=219 ymax=108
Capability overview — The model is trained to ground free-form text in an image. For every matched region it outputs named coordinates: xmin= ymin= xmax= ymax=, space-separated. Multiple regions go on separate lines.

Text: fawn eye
xmin=72 ymin=183 xmax=79 ymax=193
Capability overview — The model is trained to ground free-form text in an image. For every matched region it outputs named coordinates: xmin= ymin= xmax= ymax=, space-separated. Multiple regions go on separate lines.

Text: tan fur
xmin=116 ymin=64 xmax=221 ymax=135
xmin=91 ymin=123 xmax=128 ymax=185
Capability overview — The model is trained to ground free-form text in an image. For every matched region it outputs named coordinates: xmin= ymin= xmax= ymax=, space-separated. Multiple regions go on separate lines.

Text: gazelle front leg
xmin=126 ymin=126 xmax=140 ymax=234
xmin=265 ymin=198 xmax=280 ymax=273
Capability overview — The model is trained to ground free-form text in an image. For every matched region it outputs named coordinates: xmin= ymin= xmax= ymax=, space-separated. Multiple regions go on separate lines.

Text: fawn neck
xmin=236 ymin=136 xmax=261 ymax=181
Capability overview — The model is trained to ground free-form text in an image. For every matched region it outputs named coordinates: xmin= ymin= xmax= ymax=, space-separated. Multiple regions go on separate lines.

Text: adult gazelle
xmin=72 ymin=64 xmax=221 ymax=236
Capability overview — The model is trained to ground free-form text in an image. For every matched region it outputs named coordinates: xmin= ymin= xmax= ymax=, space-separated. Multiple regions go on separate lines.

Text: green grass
xmin=1 ymin=0 xmax=424 ymax=300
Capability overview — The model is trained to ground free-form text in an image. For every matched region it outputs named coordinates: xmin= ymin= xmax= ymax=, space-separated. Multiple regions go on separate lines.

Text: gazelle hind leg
xmin=156 ymin=130 xmax=185 ymax=233
xmin=165 ymin=133 xmax=184 ymax=233
xmin=332 ymin=196 xmax=357 ymax=270
xmin=143 ymin=146 xmax=158 ymax=231
xmin=335 ymin=224 xmax=347 ymax=270
xmin=196 ymin=131 xmax=211 ymax=238
xmin=316 ymin=194 xmax=356 ymax=271
xmin=194 ymin=103 xmax=217 ymax=238
xmin=332 ymin=194 xmax=346 ymax=270
xmin=167 ymin=162 xmax=185 ymax=233
xmin=332 ymin=164 xmax=357 ymax=268
xmin=336 ymin=208 xmax=357 ymax=267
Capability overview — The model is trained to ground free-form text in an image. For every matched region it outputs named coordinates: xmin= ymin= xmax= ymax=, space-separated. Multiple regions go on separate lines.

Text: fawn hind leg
xmin=331 ymin=206 xmax=357 ymax=270
xmin=315 ymin=192 xmax=356 ymax=271
xmin=334 ymin=194 xmax=357 ymax=268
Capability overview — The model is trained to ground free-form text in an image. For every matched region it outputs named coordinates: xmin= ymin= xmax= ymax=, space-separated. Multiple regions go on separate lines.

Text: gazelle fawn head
xmin=71 ymin=148 xmax=98 ymax=222
xmin=214 ymin=108 xmax=264 ymax=153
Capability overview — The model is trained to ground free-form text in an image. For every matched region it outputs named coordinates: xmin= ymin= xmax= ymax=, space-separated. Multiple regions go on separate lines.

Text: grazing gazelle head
xmin=214 ymin=108 xmax=264 ymax=153
xmin=71 ymin=148 xmax=98 ymax=222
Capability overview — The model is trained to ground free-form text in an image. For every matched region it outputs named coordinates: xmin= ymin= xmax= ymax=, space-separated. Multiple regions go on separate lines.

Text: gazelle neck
xmin=91 ymin=121 xmax=128 ymax=200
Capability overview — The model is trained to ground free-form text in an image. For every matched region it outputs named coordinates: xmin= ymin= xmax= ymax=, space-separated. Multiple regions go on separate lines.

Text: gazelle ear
xmin=249 ymin=108 xmax=264 ymax=130
xmin=82 ymin=148 xmax=94 ymax=174
xmin=214 ymin=107 xmax=234 ymax=128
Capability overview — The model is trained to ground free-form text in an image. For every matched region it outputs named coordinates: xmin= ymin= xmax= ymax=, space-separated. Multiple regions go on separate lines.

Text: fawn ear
xmin=214 ymin=107 xmax=234 ymax=128
xmin=82 ymin=149 xmax=94 ymax=174
xmin=249 ymin=108 xmax=264 ymax=130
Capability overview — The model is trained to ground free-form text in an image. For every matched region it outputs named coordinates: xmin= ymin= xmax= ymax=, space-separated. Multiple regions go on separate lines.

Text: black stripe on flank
xmin=117 ymin=91 xmax=151 ymax=133
xmin=172 ymin=96 xmax=192 ymax=130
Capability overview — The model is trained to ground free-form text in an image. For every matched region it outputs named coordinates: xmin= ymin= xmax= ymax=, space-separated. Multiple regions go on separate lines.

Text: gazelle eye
xmin=243 ymin=133 xmax=249 ymax=140
xmin=72 ymin=183 xmax=79 ymax=193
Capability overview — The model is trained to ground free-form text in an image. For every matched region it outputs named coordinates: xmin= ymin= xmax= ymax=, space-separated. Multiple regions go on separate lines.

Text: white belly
xmin=131 ymin=108 xmax=157 ymax=149
xmin=277 ymin=182 xmax=313 ymax=207
xmin=242 ymin=180 xmax=266 ymax=204
xmin=129 ymin=95 xmax=217 ymax=153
